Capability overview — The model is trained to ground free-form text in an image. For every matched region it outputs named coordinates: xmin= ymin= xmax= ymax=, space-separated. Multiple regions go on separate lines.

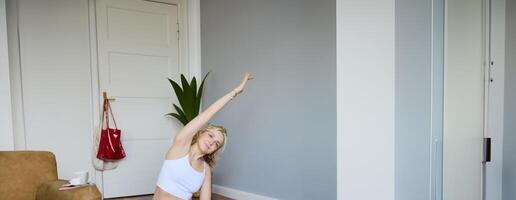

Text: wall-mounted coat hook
xmin=103 ymin=91 xmax=116 ymax=101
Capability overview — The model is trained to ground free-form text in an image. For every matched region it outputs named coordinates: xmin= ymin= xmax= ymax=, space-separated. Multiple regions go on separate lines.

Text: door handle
xmin=483 ymin=137 xmax=491 ymax=163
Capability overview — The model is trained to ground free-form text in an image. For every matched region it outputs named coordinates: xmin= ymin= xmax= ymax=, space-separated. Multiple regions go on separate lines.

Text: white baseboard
xmin=212 ymin=184 xmax=277 ymax=200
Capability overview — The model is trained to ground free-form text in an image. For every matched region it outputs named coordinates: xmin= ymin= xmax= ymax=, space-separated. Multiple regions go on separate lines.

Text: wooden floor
xmin=106 ymin=194 xmax=232 ymax=200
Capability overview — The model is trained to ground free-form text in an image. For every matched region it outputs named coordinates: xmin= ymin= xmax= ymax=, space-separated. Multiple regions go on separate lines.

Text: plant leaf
xmin=195 ymin=72 xmax=210 ymax=113
xmin=180 ymin=74 xmax=195 ymax=121
xmin=168 ymin=78 xmax=184 ymax=100
xmin=168 ymin=78 xmax=190 ymax=120
xmin=166 ymin=112 xmax=188 ymax=126
xmin=180 ymin=74 xmax=190 ymax=91
xmin=173 ymin=104 xmax=188 ymax=122
xmin=190 ymin=77 xmax=199 ymax=117
xmin=191 ymin=77 xmax=197 ymax=101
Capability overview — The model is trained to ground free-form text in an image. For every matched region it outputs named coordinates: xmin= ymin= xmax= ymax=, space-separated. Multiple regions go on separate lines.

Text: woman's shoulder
xmin=165 ymin=145 xmax=189 ymax=160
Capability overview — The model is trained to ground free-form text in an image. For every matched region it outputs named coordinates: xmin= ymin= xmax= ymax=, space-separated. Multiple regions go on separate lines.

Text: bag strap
xmin=101 ymin=98 xmax=118 ymax=130
xmin=105 ymin=99 xmax=118 ymax=129
xmin=101 ymin=99 xmax=109 ymax=130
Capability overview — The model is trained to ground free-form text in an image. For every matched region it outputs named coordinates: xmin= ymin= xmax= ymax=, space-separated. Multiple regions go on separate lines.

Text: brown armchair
xmin=0 ymin=151 xmax=101 ymax=200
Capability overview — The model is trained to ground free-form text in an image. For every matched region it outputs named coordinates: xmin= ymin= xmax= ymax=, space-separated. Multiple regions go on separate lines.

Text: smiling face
xmin=197 ymin=128 xmax=225 ymax=154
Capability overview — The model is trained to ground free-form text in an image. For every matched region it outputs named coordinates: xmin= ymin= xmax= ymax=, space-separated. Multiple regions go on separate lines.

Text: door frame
xmin=88 ymin=0 xmax=201 ymax=194
xmin=484 ymin=0 xmax=506 ymax=199
xmin=0 ymin=0 xmax=14 ymax=151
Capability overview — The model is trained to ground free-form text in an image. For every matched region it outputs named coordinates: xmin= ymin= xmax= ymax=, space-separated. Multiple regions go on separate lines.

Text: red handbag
xmin=96 ymin=98 xmax=126 ymax=160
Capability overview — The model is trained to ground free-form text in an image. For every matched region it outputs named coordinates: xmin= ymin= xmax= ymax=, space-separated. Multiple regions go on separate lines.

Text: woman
xmin=154 ymin=73 xmax=253 ymax=200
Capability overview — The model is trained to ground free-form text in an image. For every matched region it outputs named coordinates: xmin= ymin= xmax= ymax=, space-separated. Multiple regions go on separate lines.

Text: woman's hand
xmin=233 ymin=73 xmax=253 ymax=95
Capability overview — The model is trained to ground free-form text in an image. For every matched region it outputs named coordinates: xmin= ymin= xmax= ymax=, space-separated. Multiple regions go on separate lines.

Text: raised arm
xmin=173 ymin=73 xmax=253 ymax=146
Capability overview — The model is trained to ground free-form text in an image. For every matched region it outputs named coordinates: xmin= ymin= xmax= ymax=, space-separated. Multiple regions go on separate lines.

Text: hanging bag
xmin=92 ymin=124 xmax=119 ymax=170
xmin=96 ymin=98 xmax=126 ymax=160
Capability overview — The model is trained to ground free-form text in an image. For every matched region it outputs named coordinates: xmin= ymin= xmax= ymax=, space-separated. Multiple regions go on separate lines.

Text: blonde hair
xmin=190 ymin=124 xmax=227 ymax=167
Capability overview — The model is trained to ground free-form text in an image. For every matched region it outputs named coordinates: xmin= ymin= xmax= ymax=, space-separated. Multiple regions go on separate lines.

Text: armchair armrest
xmin=36 ymin=180 xmax=101 ymax=200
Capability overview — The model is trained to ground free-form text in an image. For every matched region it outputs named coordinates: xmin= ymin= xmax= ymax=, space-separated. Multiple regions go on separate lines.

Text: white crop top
xmin=156 ymin=154 xmax=206 ymax=200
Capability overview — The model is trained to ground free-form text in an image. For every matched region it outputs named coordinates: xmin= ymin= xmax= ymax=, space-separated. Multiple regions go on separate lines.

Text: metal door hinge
xmin=483 ymin=137 xmax=491 ymax=163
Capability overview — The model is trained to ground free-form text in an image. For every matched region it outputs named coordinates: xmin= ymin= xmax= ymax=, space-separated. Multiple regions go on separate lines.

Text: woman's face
xmin=198 ymin=129 xmax=224 ymax=154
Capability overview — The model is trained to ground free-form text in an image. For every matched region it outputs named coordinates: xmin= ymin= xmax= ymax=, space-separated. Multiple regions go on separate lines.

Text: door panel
xmin=111 ymin=99 xmax=179 ymax=140
xmin=96 ymin=0 xmax=180 ymax=197
xmin=107 ymin=52 xmax=175 ymax=97
xmin=106 ymin=7 xmax=171 ymax=45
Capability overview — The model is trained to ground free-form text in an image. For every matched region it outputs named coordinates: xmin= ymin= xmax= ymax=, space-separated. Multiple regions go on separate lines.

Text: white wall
xmin=8 ymin=0 xmax=93 ymax=179
xmin=337 ymin=0 xmax=395 ymax=199
xmin=0 ymin=0 xmax=14 ymax=150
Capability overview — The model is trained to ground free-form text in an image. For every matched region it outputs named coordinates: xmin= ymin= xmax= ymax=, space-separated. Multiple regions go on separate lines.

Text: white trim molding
xmin=485 ymin=0 xmax=506 ymax=199
xmin=176 ymin=0 xmax=201 ymax=80
xmin=337 ymin=0 xmax=396 ymax=199
xmin=213 ymin=185 xmax=277 ymax=200
xmin=0 ymin=0 xmax=14 ymax=150
xmin=88 ymin=0 xmax=103 ymax=191
xmin=5 ymin=0 xmax=27 ymax=150
xmin=186 ymin=0 xmax=201 ymax=79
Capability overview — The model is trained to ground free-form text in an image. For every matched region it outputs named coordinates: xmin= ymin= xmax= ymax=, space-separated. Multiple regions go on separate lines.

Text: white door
xmin=96 ymin=0 xmax=183 ymax=197
xmin=443 ymin=0 xmax=486 ymax=199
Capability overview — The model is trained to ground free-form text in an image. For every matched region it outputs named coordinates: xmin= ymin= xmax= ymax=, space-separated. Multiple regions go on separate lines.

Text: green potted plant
xmin=166 ymin=72 xmax=210 ymax=125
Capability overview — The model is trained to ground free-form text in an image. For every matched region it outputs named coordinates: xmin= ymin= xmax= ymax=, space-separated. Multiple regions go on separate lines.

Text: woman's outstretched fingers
xmin=245 ymin=73 xmax=253 ymax=80
xmin=234 ymin=73 xmax=253 ymax=94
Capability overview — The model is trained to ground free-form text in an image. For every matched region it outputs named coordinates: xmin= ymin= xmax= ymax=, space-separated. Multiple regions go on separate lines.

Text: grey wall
xmin=395 ymin=0 xmax=443 ymax=199
xmin=503 ymin=0 xmax=516 ymax=199
xmin=200 ymin=0 xmax=336 ymax=199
